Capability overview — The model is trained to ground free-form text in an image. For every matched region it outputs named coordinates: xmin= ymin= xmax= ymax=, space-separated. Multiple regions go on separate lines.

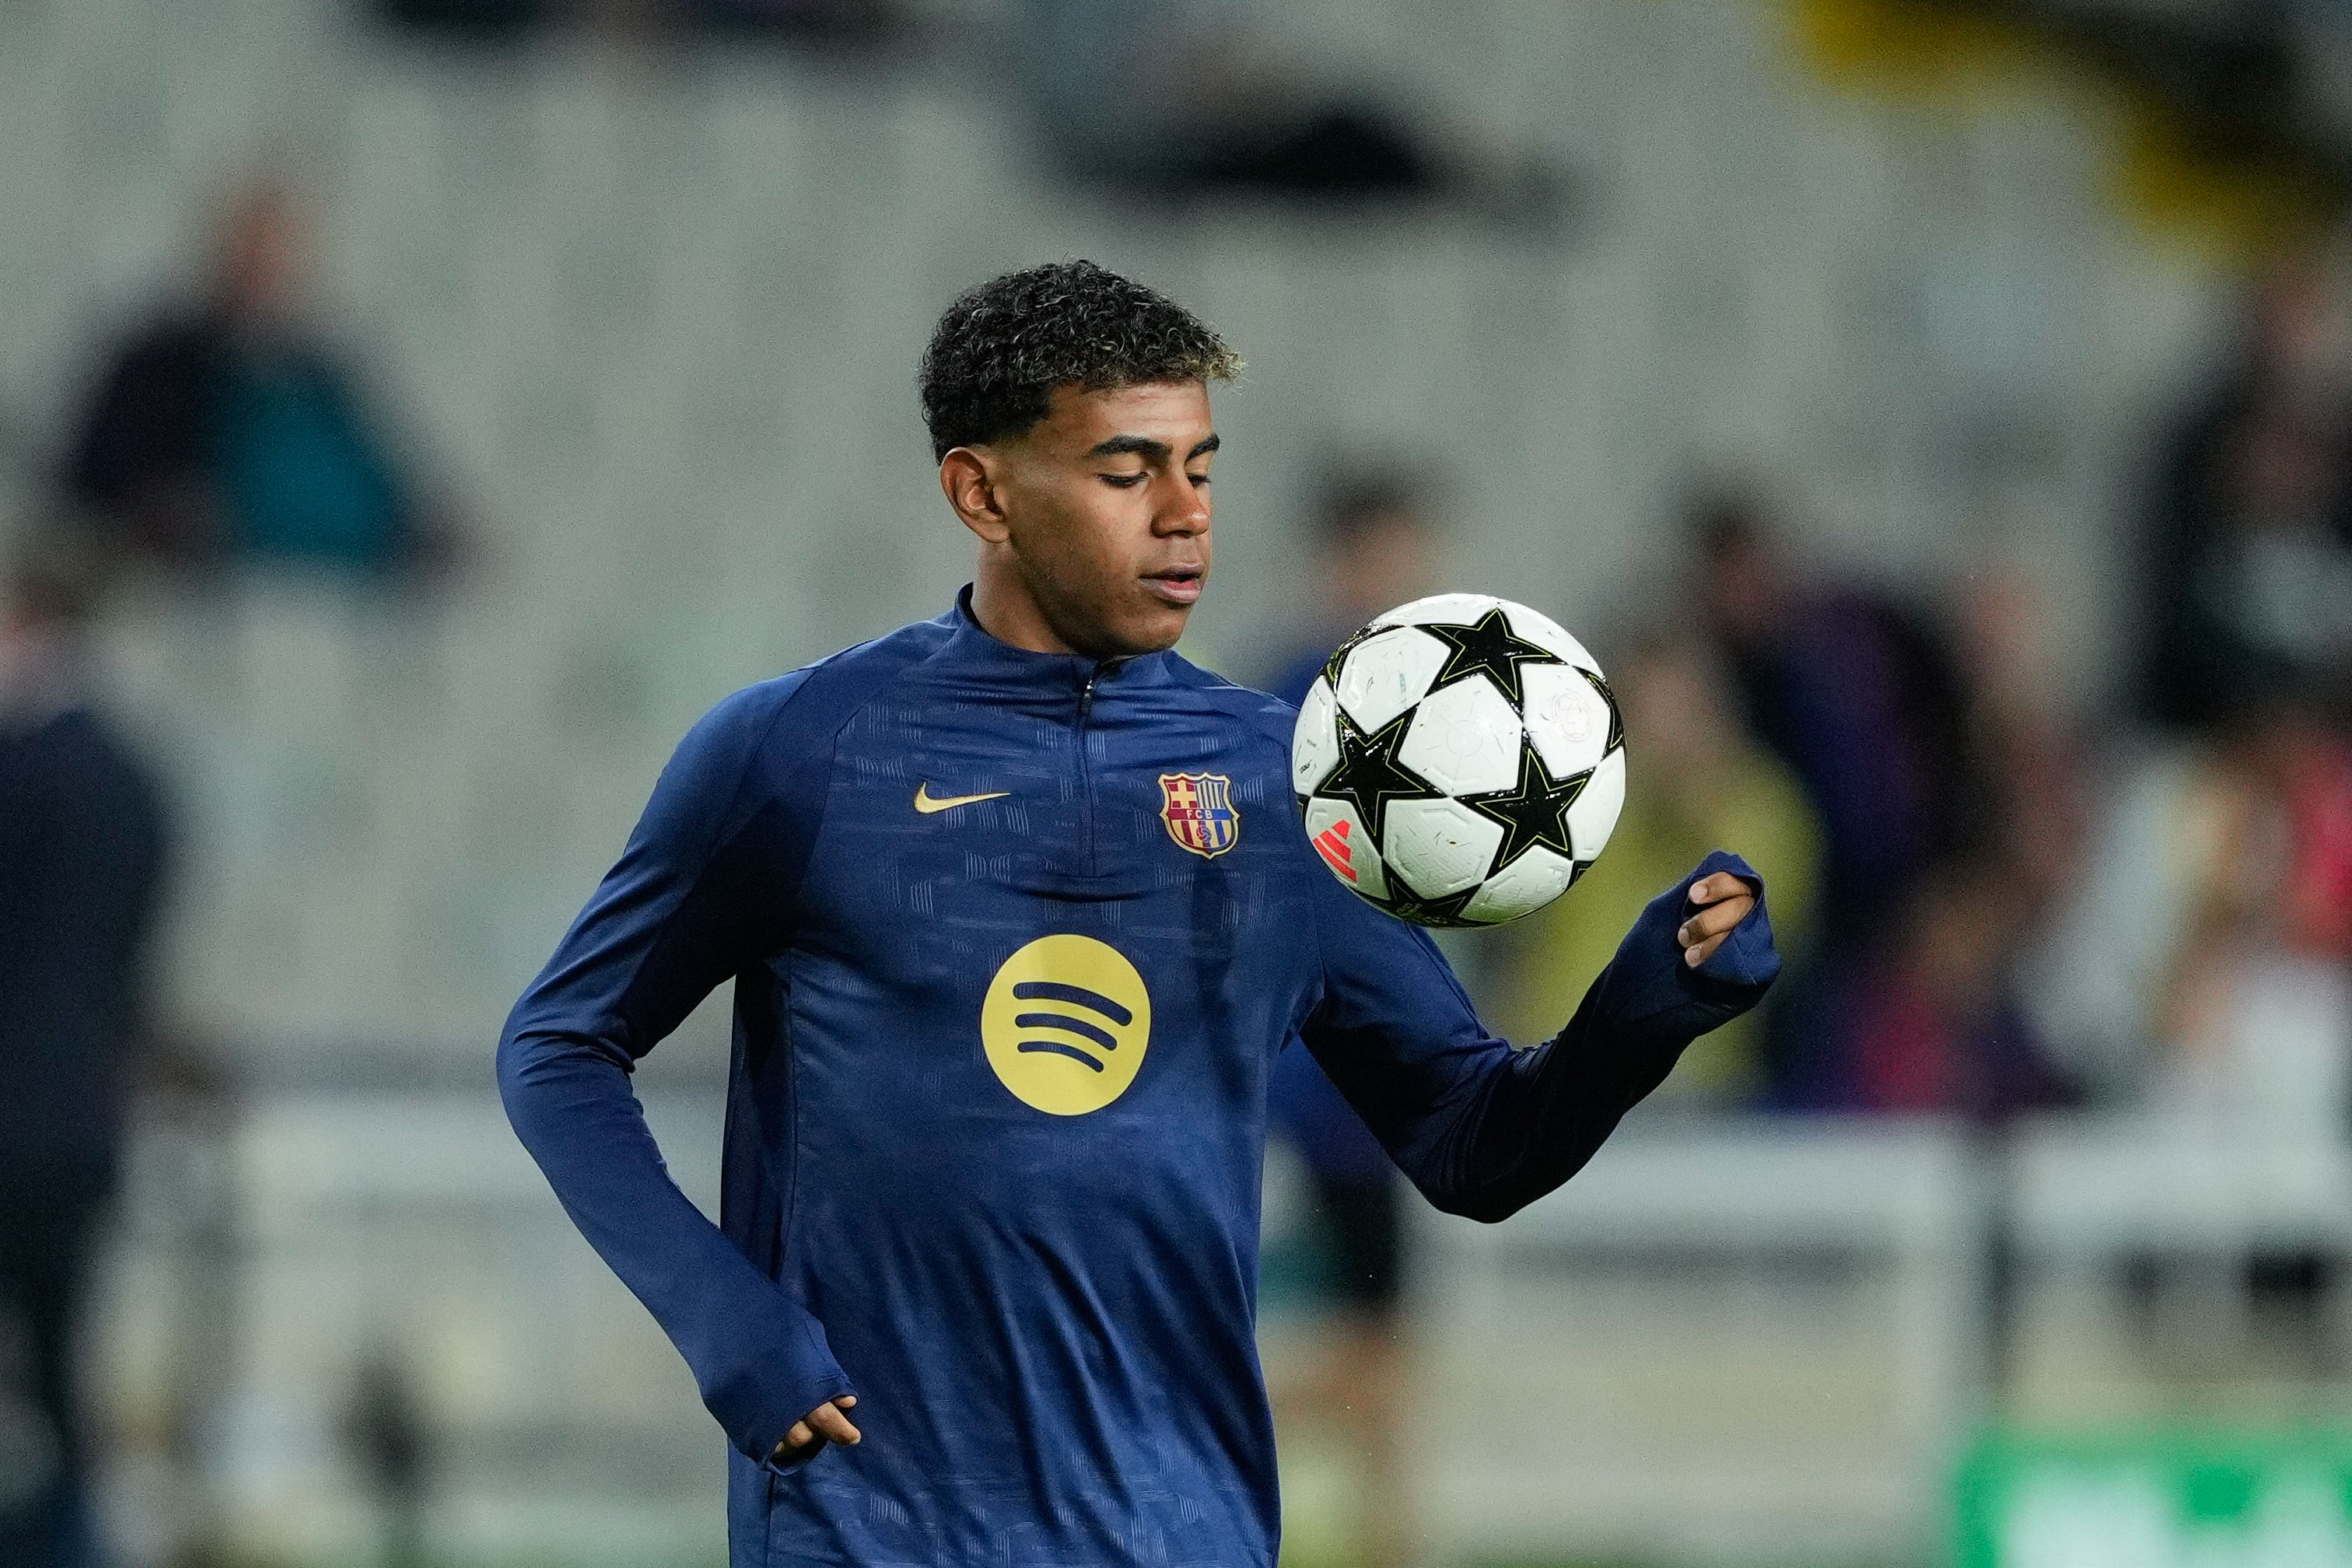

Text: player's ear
xmin=942 ymin=446 xmax=1011 ymax=544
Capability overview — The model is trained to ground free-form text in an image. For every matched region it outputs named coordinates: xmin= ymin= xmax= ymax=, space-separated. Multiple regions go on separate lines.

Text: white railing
xmin=95 ymin=1098 xmax=2352 ymax=1565
xmin=1410 ymin=1115 xmax=1988 ymax=1565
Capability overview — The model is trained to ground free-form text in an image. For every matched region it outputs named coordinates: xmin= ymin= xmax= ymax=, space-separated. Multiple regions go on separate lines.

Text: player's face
xmin=974 ymin=380 xmax=1217 ymax=659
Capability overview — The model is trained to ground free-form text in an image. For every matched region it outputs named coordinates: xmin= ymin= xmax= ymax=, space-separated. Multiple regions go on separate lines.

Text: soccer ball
xmin=1290 ymin=593 xmax=1625 ymax=927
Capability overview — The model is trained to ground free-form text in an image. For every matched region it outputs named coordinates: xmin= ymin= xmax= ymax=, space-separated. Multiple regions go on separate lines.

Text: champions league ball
xmin=1291 ymin=593 xmax=1626 ymax=927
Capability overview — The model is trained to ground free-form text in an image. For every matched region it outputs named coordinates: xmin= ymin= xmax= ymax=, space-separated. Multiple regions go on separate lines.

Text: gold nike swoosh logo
xmin=914 ymin=783 xmax=1010 ymax=815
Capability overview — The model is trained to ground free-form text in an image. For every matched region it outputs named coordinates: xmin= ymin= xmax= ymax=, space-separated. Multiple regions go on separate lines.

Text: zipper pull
xmin=1078 ymin=670 xmax=1097 ymax=723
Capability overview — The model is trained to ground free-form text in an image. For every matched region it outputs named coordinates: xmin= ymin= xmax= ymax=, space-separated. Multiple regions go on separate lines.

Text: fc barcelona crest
xmin=1159 ymin=772 xmax=1241 ymax=859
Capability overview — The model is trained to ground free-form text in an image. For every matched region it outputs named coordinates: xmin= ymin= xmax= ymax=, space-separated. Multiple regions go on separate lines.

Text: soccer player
xmin=498 ymin=259 xmax=1780 ymax=1567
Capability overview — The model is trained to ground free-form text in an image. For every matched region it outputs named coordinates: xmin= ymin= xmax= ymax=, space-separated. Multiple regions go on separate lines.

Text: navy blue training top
xmin=498 ymin=591 xmax=1778 ymax=1568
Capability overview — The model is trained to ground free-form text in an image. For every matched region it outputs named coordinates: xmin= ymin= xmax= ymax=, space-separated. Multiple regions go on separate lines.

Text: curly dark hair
xmin=918 ymin=260 xmax=1241 ymax=461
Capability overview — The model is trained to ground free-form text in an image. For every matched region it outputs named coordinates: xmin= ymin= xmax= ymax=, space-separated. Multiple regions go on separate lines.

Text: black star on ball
xmin=1423 ymin=607 xmax=1566 ymax=707
xmin=1318 ymin=705 xmax=1440 ymax=845
xmin=1463 ymin=740 xmax=1591 ymax=874
xmin=1377 ymin=883 xmax=1483 ymax=928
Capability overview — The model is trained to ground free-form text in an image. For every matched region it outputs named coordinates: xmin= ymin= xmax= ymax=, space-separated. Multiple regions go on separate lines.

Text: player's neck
xmin=969 ymin=569 xmax=1081 ymax=656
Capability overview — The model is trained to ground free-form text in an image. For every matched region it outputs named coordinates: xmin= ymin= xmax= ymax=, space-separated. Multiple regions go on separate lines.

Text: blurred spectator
xmin=1693 ymin=494 xmax=1986 ymax=947
xmin=2138 ymin=249 xmax=2352 ymax=731
xmin=1823 ymin=564 xmax=2093 ymax=1118
xmin=1010 ymin=0 xmax=1566 ymax=222
xmin=2032 ymin=702 xmax=2352 ymax=1130
xmin=691 ymin=0 xmax=894 ymax=47
xmin=376 ymin=0 xmax=550 ymax=34
xmin=1264 ymin=467 xmax=1441 ymax=705
xmin=0 ymin=544 xmax=170 ymax=1566
xmin=1692 ymin=495 xmax=2077 ymax=1117
xmin=2032 ymin=250 xmax=2352 ymax=1118
xmin=1493 ymin=633 xmax=1820 ymax=1104
xmin=1258 ymin=469 xmax=1441 ymax=1568
xmin=1818 ymin=853 xmax=2073 ymax=1118
xmin=2158 ymin=705 xmax=2352 ymax=1130
xmin=1955 ymin=566 xmax=2086 ymax=929
xmin=348 ymin=1353 xmax=429 ymax=1568
xmin=380 ymin=0 xmax=894 ymax=47
xmin=63 ymin=180 xmax=455 ymax=582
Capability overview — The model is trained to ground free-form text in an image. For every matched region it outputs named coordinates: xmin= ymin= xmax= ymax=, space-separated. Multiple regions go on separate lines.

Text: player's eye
xmin=1187 ymin=471 xmax=1210 ymax=487
xmin=1101 ymin=472 xmax=1148 ymax=488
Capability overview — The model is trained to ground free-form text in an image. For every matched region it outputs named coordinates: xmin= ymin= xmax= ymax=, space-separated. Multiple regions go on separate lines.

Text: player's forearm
xmin=1412 ymin=975 xmax=1738 ymax=1221
xmin=497 ymin=1025 xmax=854 ymax=1464
xmin=1409 ymin=853 xmax=1777 ymax=1222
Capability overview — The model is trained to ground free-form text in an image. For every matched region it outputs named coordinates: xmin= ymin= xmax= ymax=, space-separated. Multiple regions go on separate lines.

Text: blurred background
xmin=7 ymin=0 xmax=2352 ymax=1563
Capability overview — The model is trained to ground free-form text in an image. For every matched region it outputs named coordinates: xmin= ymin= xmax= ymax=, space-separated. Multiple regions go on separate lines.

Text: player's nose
xmin=1152 ymin=477 xmax=1209 ymax=535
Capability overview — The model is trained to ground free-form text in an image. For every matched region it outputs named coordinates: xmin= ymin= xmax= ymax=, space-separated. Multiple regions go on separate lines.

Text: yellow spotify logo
xmin=982 ymin=935 xmax=1153 ymax=1115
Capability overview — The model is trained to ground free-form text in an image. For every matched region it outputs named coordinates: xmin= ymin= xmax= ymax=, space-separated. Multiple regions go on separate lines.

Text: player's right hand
xmin=774 ymin=1394 xmax=861 ymax=1465
xmin=1677 ymin=871 xmax=1756 ymax=968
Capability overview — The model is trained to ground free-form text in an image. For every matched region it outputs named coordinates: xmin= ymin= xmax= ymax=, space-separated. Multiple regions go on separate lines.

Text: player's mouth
xmin=1142 ymin=566 xmax=1205 ymax=605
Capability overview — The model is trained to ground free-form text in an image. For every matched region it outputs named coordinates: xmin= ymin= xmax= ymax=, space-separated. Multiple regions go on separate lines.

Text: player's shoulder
xmin=683 ymin=613 xmax=957 ymax=772
xmin=1160 ymin=651 xmax=1299 ymax=758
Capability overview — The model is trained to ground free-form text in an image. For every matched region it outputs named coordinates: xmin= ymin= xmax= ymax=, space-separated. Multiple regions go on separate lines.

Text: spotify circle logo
xmin=982 ymin=935 xmax=1153 ymax=1115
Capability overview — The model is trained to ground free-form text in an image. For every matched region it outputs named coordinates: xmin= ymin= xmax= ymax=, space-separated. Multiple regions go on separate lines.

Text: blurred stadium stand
xmin=0 ymin=0 xmax=2326 ymax=1564
xmin=0 ymin=0 xmax=2213 ymax=1077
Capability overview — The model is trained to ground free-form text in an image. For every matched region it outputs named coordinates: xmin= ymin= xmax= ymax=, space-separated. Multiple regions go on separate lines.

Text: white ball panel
xmin=1521 ymin=663 xmax=1610 ymax=779
xmin=1291 ymin=676 xmax=1342 ymax=793
xmin=1566 ymin=746 xmax=1627 ymax=862
xmin=1301 ymin=794 xmax=1390 ymax=901
xmin=1398 ymin=675 xmax=1524 ymax=796
xmin=1369 ymin=592 xmax=1500 ymax=632
xmin=1501 ymin=601 xmax=1599 ymax=671
xmin=1381 ymin=796 xmax=1505 ymax=899
xmin=1332 ymin=627 xmax=1448 ymax=733
xmin=1463 ymin=845 xmax=1577 ymax=923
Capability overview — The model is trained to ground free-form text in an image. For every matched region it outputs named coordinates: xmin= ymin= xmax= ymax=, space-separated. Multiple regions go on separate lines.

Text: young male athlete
xmin=499 ymin=260 xmax=1780 ymax=1567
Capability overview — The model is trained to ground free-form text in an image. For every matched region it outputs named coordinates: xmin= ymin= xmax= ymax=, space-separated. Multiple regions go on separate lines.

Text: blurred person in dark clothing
xmin=1692 ymin=495 xmax=2074 ymax=1116
xmin=1263 ymin=470 xmax=1442 ymax=705
xmin=379 ymin=0 xmax=896 ymax=45
xmin=0 ymin=547 xmax=170 ymax=1566
xmin=690 ymin=0 xmax=895 ymax=45
xmin=2140 ymin=250 xmax=2352 ymax=730
xmin=1010 ymin=0 xmax=1567 ymax=224
xmin=1014 ymin=0 xmax=1427 ymax=198
xmin=1816 ymin=856 xmax=2074 ymax=1118
xmin=1822 ymin=567 xmax=2088 ymax=1119
xmin=64 ymin=180 xmax=452 ymax=580
xmin=1258 ymin=471 xmax=1441 ymax=1568
xmin=1692 ymin=495 xmax=1985 ymax=950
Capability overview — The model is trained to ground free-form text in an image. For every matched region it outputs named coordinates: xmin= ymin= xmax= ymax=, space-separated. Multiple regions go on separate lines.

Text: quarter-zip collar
xmin=940 ymin=585 xmax=1176 ymax=695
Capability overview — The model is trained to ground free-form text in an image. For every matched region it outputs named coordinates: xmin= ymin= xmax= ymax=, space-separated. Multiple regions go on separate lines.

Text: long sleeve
xmin=496 ymin=679 xmax=851 ymax=1468
xmin=1298 ymin=849 xmax=1779 ymax=1223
